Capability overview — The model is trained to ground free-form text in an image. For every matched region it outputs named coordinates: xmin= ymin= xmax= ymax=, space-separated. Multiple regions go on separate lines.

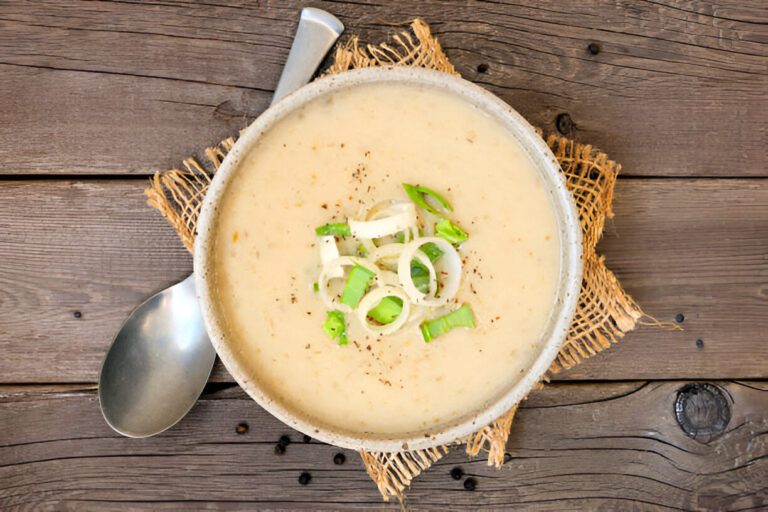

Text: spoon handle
xmin=272 ymin=8 xmax=344 ymax=105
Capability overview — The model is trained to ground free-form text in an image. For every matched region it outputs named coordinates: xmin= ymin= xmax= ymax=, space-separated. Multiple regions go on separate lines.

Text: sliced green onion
xmin=435 ymin=219 xmax=468 ymax=245
xmin=340 ymin=264 xmax=376 ymax=308
xmin=409 ymin=244 xmax=442 ymax=294
xmin=402 ymin=183 xmax=452 ymax=215
xmin=420 ymin=242 xmax=443 ymax=262
xmin=410 ymin=258 xmax=432 ymax=294
xmin=323 ymin=309 xmax=348 ymax=346
xmin=420 ymin=304 xmax=476 ymax=343
xmin=313 ymin=282 xmax=319 ymax=293
xmin=395 ymin=231 xmax=406 ymax=243
xmin=367 ymin=296 xmax=404 ymax=325
xmin=315 ymin=222 xmax=351 ymax=237
xmin=356 ymin=243 xmax=369 ymax=257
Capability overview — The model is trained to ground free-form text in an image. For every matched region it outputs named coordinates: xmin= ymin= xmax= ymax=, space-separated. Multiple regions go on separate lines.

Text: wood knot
xmin=675 ymin=383 xmax=730 ymax=443
xmin=555 ymin=113 xmax=573 ymax=135
xmin=587 ymin=42 xmax=601 ymax=55
xmin=214 ymin=100 xmax=246 ymax=118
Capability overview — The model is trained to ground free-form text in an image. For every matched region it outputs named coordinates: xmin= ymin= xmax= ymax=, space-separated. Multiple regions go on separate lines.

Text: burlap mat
xmin=145 ymin=19 xmax=669 ymax=503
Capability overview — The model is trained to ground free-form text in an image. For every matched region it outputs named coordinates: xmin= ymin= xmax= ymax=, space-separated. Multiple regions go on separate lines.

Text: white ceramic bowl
xmin=194 ymin=67 xmax=583 ymax=452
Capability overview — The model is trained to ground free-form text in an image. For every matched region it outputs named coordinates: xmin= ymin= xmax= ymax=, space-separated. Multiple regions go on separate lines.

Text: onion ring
xmin=397 ymin=237 xmax=461 ymax=306
xmin=318 ymin=256 xmax=381 ymax=312
xmin=356 ymin=285 xmax=411 ymax=336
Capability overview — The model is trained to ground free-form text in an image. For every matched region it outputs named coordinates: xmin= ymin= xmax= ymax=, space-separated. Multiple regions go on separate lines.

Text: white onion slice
xmin=357 ymin=237 xmax=377 ymax=256
xmin=397 ymin=237 xmax=461 ymax=306
xmin=419 ymin=209 xmax=441 ymax=237
xmin=318 ymin=236 xmax=342 ymax=279
xmin=377 ymin=270 xmax=400 ymax=286
xmin=349 ymin=203 xmax=416 ymax=239
xmin=318 ymin=256 xmax=380 ymax=312
xmin=366 ymin=200 xmax=412 ymax=221
xmin=369 ymin=243 xmax=405 ymax=267
xmin=403 ymin=224 xmax=419 ymax=243
xmin=356 ymin=285 xmax=411 ymax=336
xmin=402 ymin=250 xmax=437 ymax=302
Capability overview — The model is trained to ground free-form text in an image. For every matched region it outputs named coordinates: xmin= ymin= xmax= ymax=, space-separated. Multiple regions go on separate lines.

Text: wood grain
xmin=0 ymin=180 xmax=191 ymax=383
xmin=2 ymin=2 xmax=766 ymax=509
xmin=559 ymin=177 xmax=768 ymax=381
xmin=0 ymin=178 xmax=765 ymax=383
xmin=0 ymin=0 xmax=765 ymax=176
xmin=0 ymin=64 xmax=271 ymax=177
xmin=1 ymin=381 xmax=766 ymax=510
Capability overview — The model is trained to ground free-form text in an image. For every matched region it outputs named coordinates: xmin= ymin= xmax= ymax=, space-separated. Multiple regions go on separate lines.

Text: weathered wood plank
xmin=0 ymin=64 xmax=271 ymax=176
xmin=1 ymin=381 xmax=766 ymax=510
xmin=0 ymin=178 xmax=765 ymax=383
xmin=0 ymin=180 xmax=192 ymax=382
xmin=0 ymin=0 xmax=765 ymax=176
xmin=559 ymin=177 xmax=768 ymax=380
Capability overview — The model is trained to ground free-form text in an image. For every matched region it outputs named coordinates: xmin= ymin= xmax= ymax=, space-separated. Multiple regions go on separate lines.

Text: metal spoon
xmin=99 ymin=8 xmax=344 ymax=438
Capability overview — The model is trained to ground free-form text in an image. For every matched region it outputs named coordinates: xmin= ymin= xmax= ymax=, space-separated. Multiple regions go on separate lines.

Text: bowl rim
xmin=194 ymin=66 xmax=583 ymax=452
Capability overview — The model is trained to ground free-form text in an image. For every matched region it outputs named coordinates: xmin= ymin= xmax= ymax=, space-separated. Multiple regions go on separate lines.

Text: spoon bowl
xmin=99 ymin=275 xmax=214 ymax=437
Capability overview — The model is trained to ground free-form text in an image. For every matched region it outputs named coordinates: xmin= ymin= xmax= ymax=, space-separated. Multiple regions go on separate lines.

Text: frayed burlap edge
xmin=360 ymin=446 xmax=451 ymax=505
xmin=324 ymin=19 xmax=457 ymax=77
xmin=145 ymin=137 xmax=236 ymax=253
xmin=145 ymin=18 xmax=669 ymax=503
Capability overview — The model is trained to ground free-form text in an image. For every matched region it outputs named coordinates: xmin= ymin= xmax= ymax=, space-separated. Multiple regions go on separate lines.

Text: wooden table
xmin=1 ymin=1 xmax=766 ymax=510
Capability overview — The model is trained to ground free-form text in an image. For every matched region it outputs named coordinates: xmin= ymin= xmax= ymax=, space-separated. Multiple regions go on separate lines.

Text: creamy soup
xmin=212 ymin=82 xmax=561 ymax=436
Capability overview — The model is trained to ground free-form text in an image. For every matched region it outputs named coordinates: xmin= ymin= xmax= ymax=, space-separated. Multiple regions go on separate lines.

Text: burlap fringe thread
xmin=324 ymin=19 xmax=457 ymax=76
xmin=145 ymin=137 xmax=237 ymax=253
xmin=145 ymin=19 xmax=666 ymax=503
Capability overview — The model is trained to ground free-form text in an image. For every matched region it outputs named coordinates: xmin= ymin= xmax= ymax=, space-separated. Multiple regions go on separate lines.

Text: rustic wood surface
xmin=2 ymin=382 xmax=766 ymax=511
xmin=0 ymin=0 xmax=766 ymax=177
xmin=1 ymin=179 xmax=766 ymax=384
xmin=1 ymin=0 xmax=766 ymax=510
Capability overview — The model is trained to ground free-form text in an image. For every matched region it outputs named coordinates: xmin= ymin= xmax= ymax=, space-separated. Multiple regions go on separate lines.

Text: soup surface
xmin=212 ymin=82 xmax=561 ymax=436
